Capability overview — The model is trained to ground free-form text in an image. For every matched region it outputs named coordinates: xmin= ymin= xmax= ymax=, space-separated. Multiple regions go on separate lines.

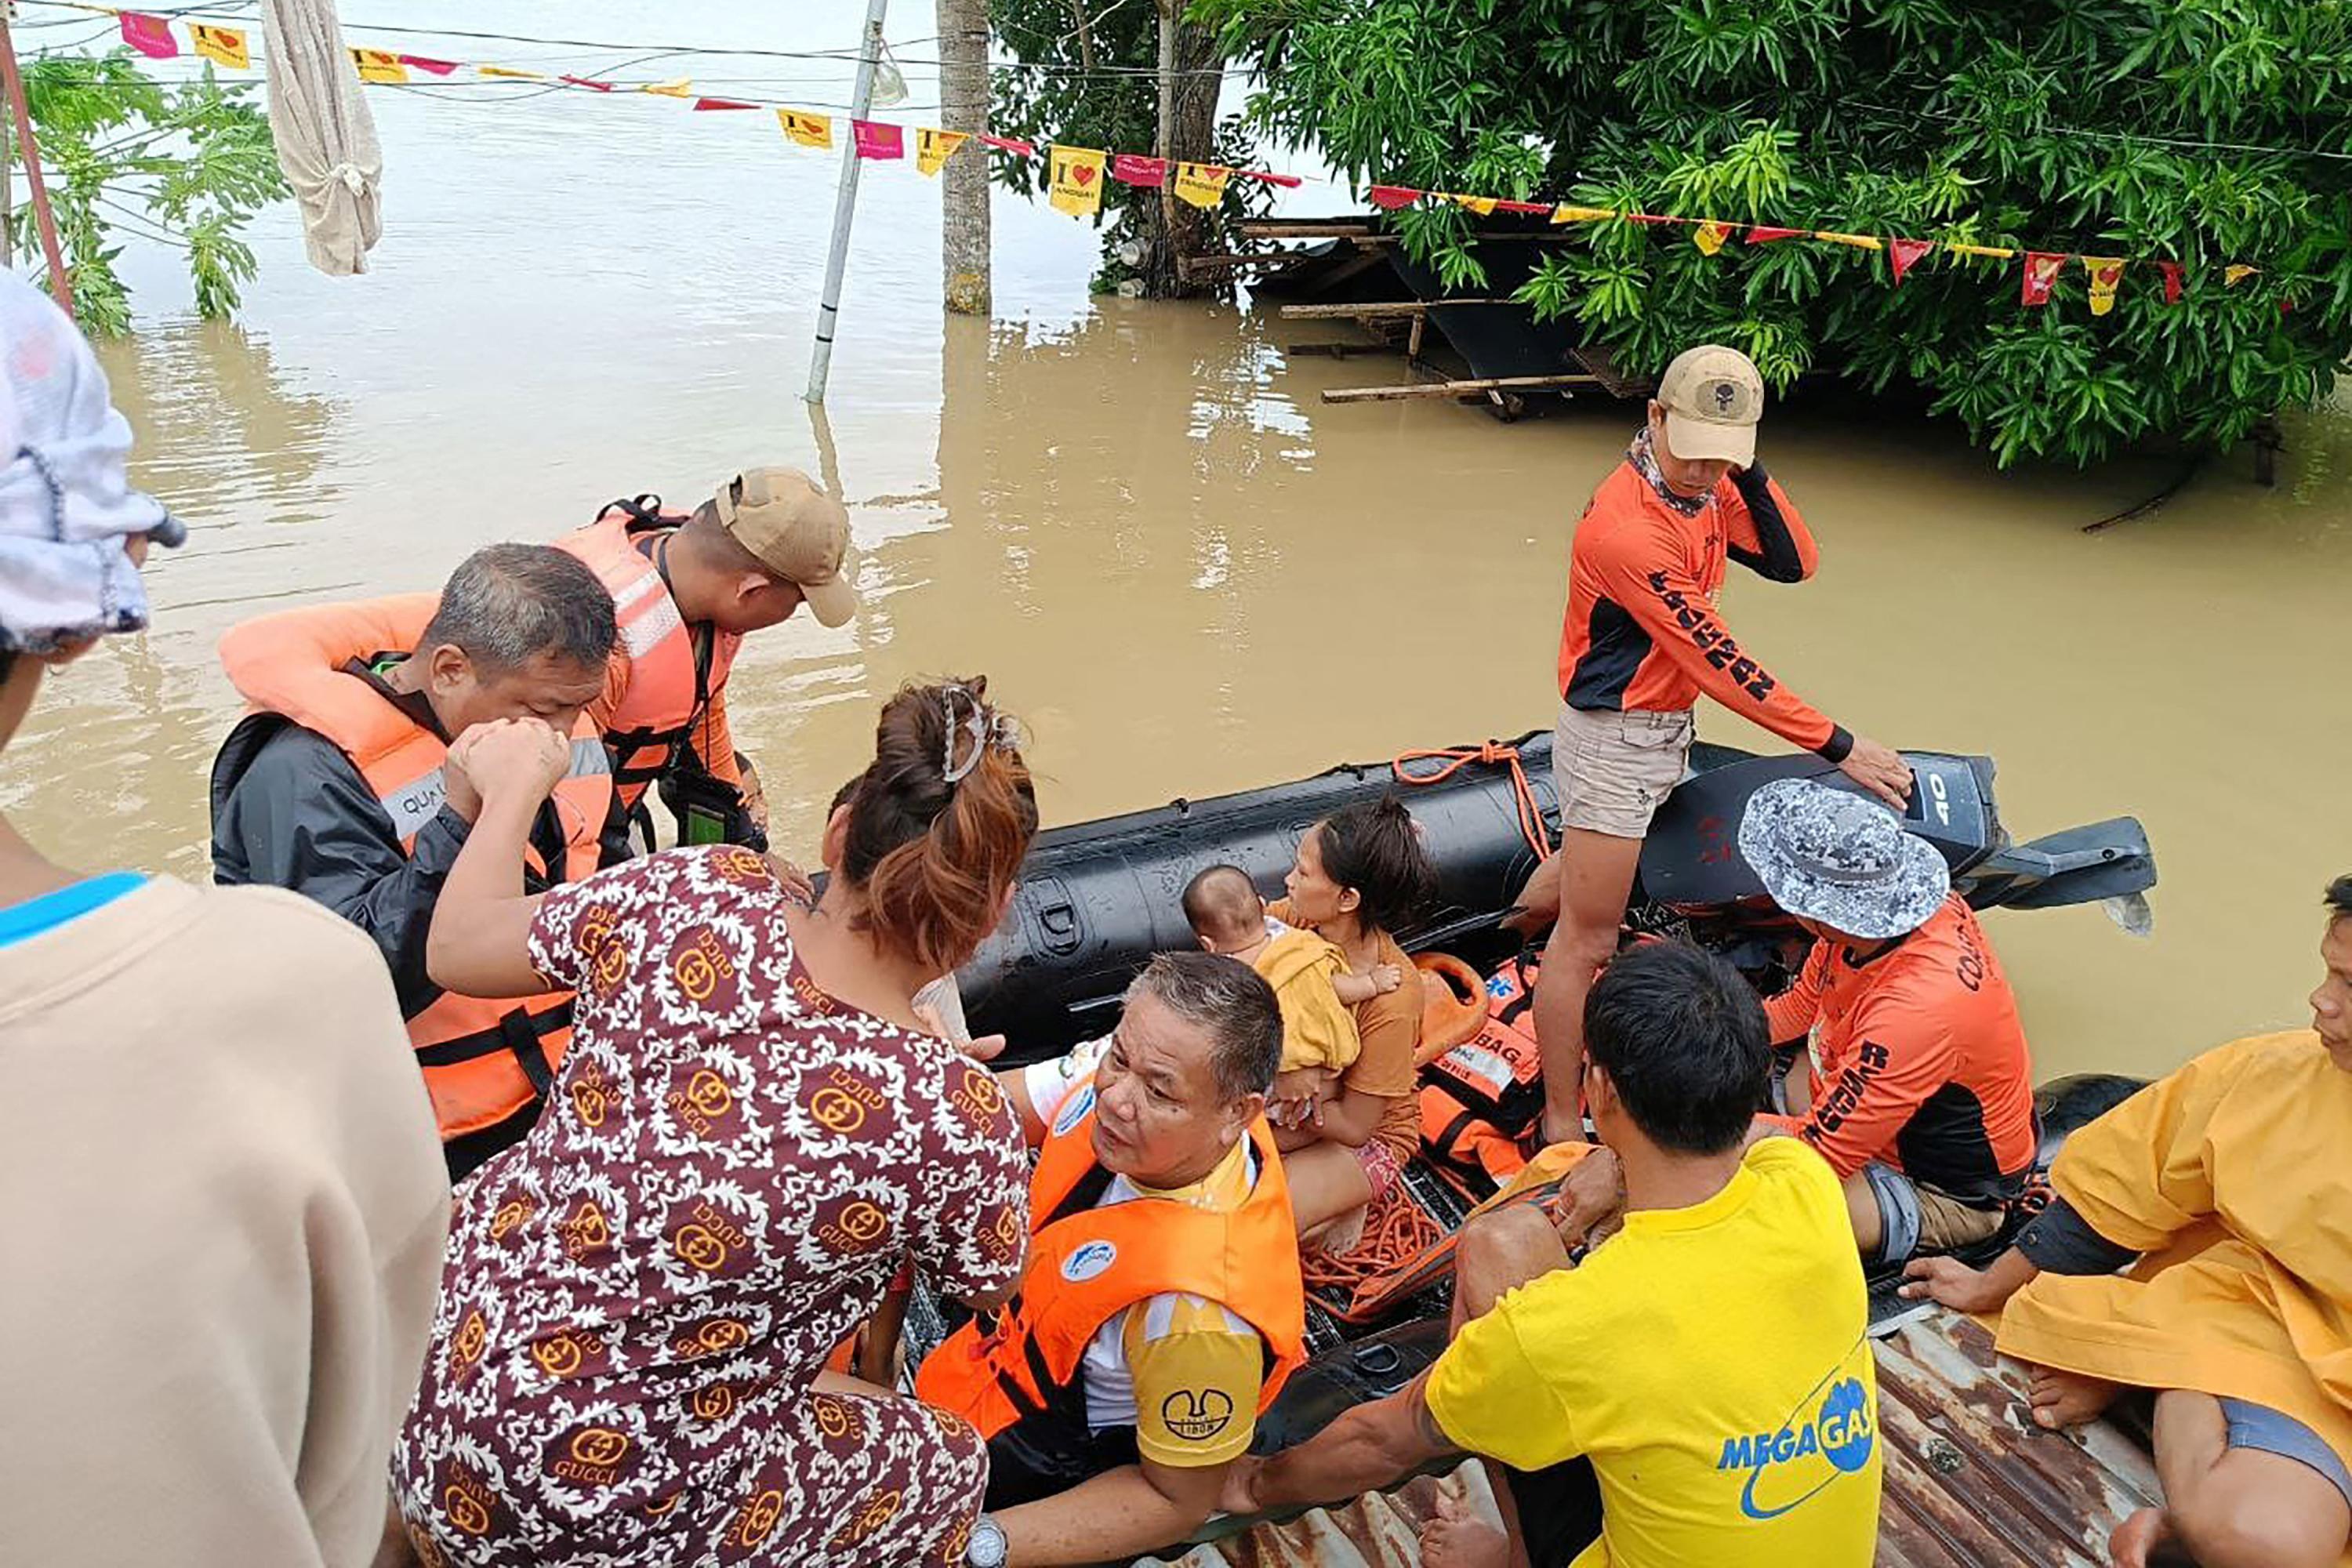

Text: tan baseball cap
xmin=713 ymin=466 xmax=858 ymax=628
xmin=1656 ymin=344 xmax=1765 ymax=466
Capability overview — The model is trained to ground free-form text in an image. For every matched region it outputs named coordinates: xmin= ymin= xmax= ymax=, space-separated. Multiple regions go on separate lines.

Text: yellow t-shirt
xmin=1425 ymin=1139 xmax=1881 ymax=1568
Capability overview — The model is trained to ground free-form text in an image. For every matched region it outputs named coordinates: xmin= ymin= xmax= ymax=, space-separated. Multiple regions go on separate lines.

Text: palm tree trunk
xmin=938 ymin=0 xmax=991 ymax=315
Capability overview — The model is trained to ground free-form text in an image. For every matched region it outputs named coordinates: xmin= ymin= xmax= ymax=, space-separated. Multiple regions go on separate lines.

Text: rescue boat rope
xmin=1392 ymin=742 xmax=1555 ymax=862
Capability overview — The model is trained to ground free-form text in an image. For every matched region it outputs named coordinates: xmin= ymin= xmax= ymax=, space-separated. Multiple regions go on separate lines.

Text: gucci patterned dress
xmin=392 ymin=845 xmax=1032 ymax=1567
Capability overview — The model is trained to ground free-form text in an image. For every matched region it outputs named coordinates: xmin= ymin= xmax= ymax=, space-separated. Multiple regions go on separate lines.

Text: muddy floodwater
xmin=5 ymin=0 xmax=2345 ymax=1081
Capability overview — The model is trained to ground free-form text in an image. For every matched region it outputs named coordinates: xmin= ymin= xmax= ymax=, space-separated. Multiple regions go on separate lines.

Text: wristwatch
xmin=964 ymin=1513 xmax=1008 ymax=1568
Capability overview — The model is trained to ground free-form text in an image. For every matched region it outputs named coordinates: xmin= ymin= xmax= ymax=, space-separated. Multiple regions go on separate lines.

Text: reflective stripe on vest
xmin=913 ymin=1111 xmax=1309 ymax=1439
xmin=216 ymin=595 xmax=612 ymax=1140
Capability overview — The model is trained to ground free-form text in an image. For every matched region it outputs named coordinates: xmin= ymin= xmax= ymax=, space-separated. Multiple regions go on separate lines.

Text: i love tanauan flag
xmin=2226 ymin=264 xmax=2259 ymax=287
xmin=2083 ymin=257 xmax=2125 ymax=316
xmin=1693 ymin=221 xmax=1732 ymax=255
xmin=853 ymin=121 xmax=904 ymax=160
xmin=1444 ymin=194 xmax=1498 ymax=216
xmin=1887 ymin=237 xmax=1933 ymax=285
xmin=641 ymin=78 xmax=694 ymax=98
xmin=189 ymin=24 xmax=249 ymax=69
xmin=1554 ymin=205 xmax=1616 ymax=223
xmin=1369 ymin=186 xmax=1423 ymax=210
xmin=2156 ymin=261 xmax=2183 ymax=305
xmin=1049 ymin=145 xmax=1108 ymax=216
xmin=1112 ymin=154 xmax=1168 ymax=188
xmin=352 ymin=49 xmax=410 ymax=85
xmin=479 ymin=64 xmax=549 ymax=80
xmin=2020 ymin=252 xmax=2066 ymax=306
xmin=779 ymin=110 xmax=833 ymax=149
xmin=118 ymin=13 xmax=177 ymax=59
xmin=1174 ymin=163 xmax=1231 ymax=209
xmin=1745 ymin=226 xmax=1806 ymax=243
xmin=401 ymin=56 xmax=461 ymax=76
xmin=916 ymin=129 xmax=970 ymax=176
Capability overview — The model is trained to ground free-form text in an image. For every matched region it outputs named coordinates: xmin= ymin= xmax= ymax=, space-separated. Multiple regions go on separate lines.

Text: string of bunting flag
xmin=85 ymin=2 xmax=2284 ymax=317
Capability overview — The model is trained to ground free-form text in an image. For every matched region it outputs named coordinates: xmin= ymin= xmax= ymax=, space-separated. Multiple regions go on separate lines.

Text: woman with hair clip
xmin=394 ymin=678 xmax=1040 ymax=1568
xmin=1268 ymin=795 xmax=1439 ymax=1244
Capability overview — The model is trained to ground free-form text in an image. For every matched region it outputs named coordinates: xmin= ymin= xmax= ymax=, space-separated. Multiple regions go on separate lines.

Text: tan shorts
xmin=1552 ymin=702 xmax=1696 ymax=840
xmin=1860 ymin=1160 xmax=2009 ymax=1264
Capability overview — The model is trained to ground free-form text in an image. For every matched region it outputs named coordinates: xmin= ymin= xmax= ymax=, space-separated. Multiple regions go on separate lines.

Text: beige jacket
xmin=0 ymin=877 xmax=448 ymax=1566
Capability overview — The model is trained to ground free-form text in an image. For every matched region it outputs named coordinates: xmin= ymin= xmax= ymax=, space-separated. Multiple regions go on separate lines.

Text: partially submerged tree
xmin=1210 ymin=0 xmax=2352 ymax=466
xmin=991 ymin=0 xmax=1265 ymax=296
xmin=9 ymin=50 xmax=285 ymax=336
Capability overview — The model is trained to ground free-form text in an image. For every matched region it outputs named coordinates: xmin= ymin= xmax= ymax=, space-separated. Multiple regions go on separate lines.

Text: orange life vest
xmin=554 ymin=499 xmax=741 ymax=817
xmin=215 ymin=593 xmax=612 ymax=1141
xmin=916 ymin=1106 xmax=1308 ymax=1442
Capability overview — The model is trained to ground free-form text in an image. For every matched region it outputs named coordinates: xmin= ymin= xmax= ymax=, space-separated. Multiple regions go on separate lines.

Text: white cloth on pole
xmin=260 ymin=0 xmax=383 ymax=276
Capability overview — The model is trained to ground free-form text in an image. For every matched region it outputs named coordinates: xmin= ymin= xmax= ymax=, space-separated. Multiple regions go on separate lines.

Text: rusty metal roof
xmin=1142 ymin=1310 xmax=2161 ymax=1567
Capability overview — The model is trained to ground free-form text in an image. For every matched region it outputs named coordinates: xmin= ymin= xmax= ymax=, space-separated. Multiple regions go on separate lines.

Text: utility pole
xmin=938 ymin=0 xmax=989 ymax=314
xmin=0 ymin=8 xmax=72 ymax=314
xmin=804 ymin=0 xmax=889 ymax=405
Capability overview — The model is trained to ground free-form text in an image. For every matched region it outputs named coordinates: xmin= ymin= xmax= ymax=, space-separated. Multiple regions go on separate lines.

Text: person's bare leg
xmin=1452 ymin=1204 xmax=1572 ymax=1331
xmin=2027 ymin=1366 xmax=2122 ymax=1430
xmin=1421 ymin=1479 xmax=1521 ymax=1568
xmin=1838 ymin=1170 xmax=1884 ymax=1258
xmin=2112 ymin=1390 xmax=2351 ymax=1568
xmin=1502 ymin=856 xmax=1564 ymax=938
xmin=1533 ymin=829 xmax=1644 ymax=1145
xmin=1283 ymin=1139 xmax=1374 ymax=1239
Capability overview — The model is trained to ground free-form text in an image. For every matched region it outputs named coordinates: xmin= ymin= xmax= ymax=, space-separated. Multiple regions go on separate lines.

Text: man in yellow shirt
xmin=1227 ymin=941 xmax=1882 ymax=1567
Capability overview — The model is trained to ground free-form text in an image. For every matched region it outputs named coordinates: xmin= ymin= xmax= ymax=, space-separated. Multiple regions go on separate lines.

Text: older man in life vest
xmin=916 ymin=952 xmax=1306 ymax=1568
xmin=557 ymin=466 xmax=855 ymax=854
xmin=210 ymin=544 xmax=618 ymax=1179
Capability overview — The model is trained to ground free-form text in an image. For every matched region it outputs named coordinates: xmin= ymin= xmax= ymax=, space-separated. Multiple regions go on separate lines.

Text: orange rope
xmin=1301 ymin=1190 xmax=1450 ymax=1323
xmin=1392 ymin=742 xmax=1555 ymax=862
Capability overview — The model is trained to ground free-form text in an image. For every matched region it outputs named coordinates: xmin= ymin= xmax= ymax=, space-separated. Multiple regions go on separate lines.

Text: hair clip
xmin=942 ymin=683 xmax=1022 ymax=783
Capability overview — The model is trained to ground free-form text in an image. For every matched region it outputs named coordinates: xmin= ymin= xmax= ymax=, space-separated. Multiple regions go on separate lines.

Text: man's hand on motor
xmin=448 ymin=718 xmax=572 ymax=808
xmin=1838 ymin=735 xmax=1914 ymax=810
xmin=1548 ymin=1144 xmax=1625 ymax=1249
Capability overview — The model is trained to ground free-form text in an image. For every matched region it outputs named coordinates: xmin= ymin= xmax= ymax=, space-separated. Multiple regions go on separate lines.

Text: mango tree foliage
xmin=1207 ymin=0 xmax=2352 ymax=465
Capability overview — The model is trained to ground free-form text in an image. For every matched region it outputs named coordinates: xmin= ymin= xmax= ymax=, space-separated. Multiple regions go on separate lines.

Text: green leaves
xmin=1204 ymin=0 xmax=2352 ymax=465
xmin=17 ymin=52 xmax=286 ymax=331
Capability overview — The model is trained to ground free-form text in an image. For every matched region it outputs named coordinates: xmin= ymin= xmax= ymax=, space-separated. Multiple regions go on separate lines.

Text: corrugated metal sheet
xmin=1874 ymin=1311 xmax=2161 ymax=1566
xmin=1139 ymin=1311 xmax=2161 ymax=1567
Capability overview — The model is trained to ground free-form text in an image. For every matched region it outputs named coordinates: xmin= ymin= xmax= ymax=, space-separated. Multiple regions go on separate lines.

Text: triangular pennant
xmin=478 ymin=64 xmax=550 ymax=81
xmin=1048 ymin=145 xmax=1108 ymax=217
xmin=2020 ymin=252 xmax=2067 ymax=306
xmin=400 ymin=55 xmax=460 ymax=76
xmin=778 ymin=109 xmax=833 ymax=149
xmin=2225 ymin=264 xmax=2259 ymax=287
xmin=852 ymin=120 xmax=905 ymax=160
xmin=1443 ymin=194 xmax=1499 ymax=216
xmin=118 ymin=13 xmax=179 ymax=59
xmin=1692 ymin=221 xmax=1732 ymax=256
xmin=1494 ymin=199 xmax=1554 ymax=216
xmin=352 ymin=49 xmax=411 ymax=85
xmin=1553 ymin=205 xmax=1617 ymax=224
xmin=1235 ymin=169 xmax=1305 ymax=189
xmin=2082 ymin=256 xmax=2126 ymax=316
xmin=1173 ymin=163 xmax=1231 ymax=209
xmin=1626 ymin=212 xmax=1682 ymax=226
xmin=2155 ymin=260 xmax=2183 ymax=305
xmin=694 ymin=98 xmax=758 ymax=112
xmin=1943 ymin=241 xmax=2016 ymax=260
xmin=1110 ymin=154 xmax=1167 ymax=188
xmin=189 ymin=24 xmax=249 ymax=69
xmin=1887 ymin=237 xmax=1933 ymax=285
xmin=1368 ymin=186 xmax=1423 ymax=211
xmin=559 ymin=75 xmax=617 ymax=92
xmin=640 ymin=78 xmax=694 ymax=98
xmin=1744 ymin=225 xmax=1806 ymax=244
xmin=978 ymin=133 xmax=1036 ymax=156
xmin=1813 ymin=230 xmax=1884 ymax=249
xmin=916 ymin=128 xmax=971 ymax=176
